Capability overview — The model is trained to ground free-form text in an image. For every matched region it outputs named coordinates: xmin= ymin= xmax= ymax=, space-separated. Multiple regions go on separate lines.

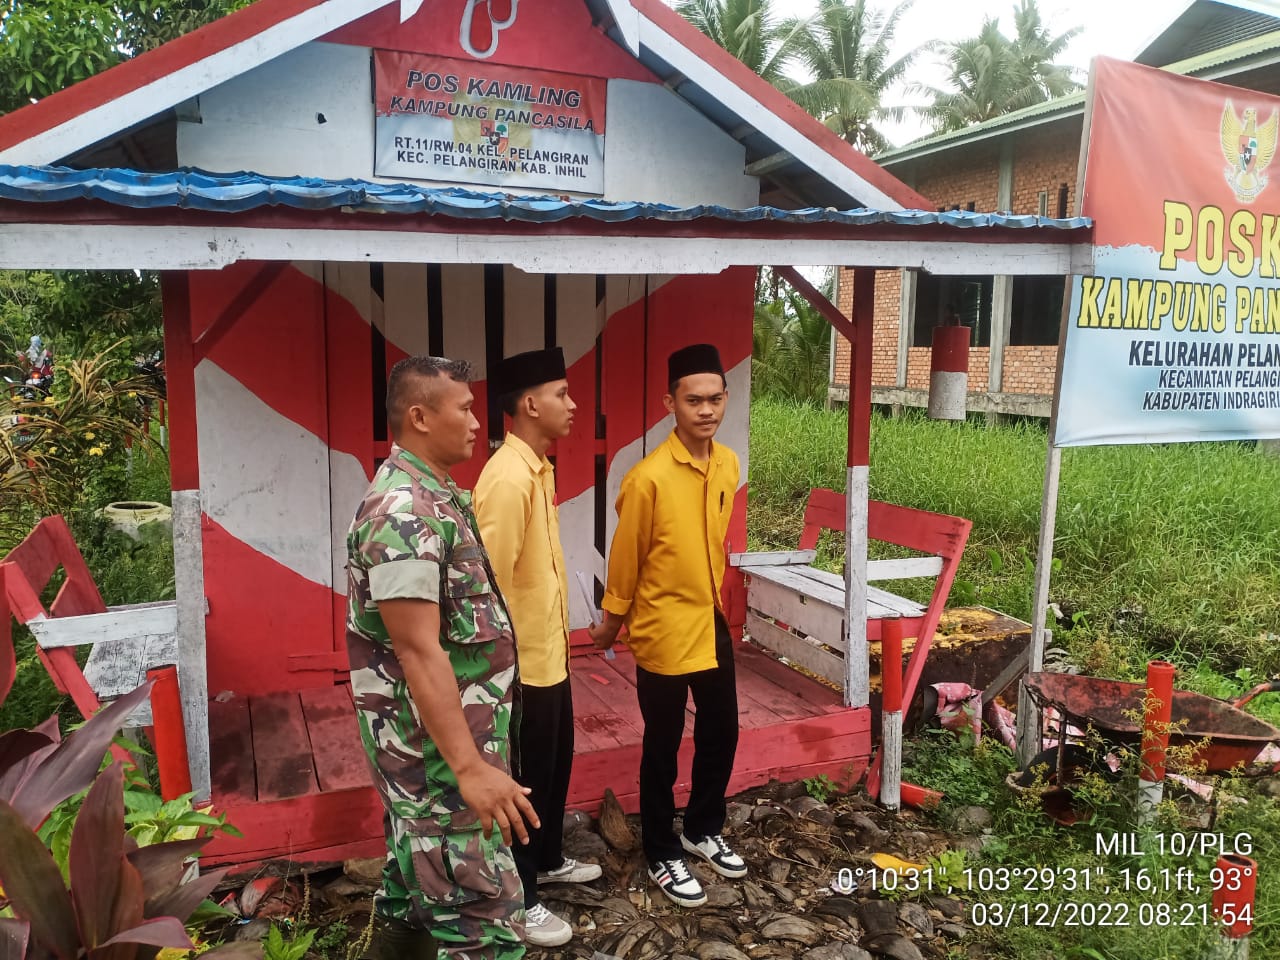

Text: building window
xmin=1010 ymin=275 xmax=1066 ymax=346
xmin=912 ymin=273 xmax=992 ymax=347
xmin=1037 ymin=191 xmax=1048 ymax=216
xmin=1057 ymin=183 xmax=1070 ymax=218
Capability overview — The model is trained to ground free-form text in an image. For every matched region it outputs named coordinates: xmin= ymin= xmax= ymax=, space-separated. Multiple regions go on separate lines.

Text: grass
xmin=900 ymin=727 xmax=1280 ymax=960
xmin=748 ymin=398 xmax=1280 ymax=683
xmin=750 ymin=397 xmax=1280 ymax=959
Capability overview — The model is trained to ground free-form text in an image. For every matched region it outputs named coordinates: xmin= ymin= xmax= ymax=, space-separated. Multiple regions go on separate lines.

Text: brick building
xmin=831 ymin=0 xmax=1280 ymax=415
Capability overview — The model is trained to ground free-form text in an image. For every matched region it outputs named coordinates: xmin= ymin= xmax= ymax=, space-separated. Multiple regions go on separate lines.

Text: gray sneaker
xmin=523 ymin=902 xmax=572 ymax=947
xmin=537 ymin=857 xmax=603 ymax=885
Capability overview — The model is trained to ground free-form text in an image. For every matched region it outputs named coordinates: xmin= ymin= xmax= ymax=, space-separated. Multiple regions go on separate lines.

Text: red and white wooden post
xmin=843 ymin=268 xmax=875 ymax=709
xmin=1138 ymin=659 xmax=1175 ymax=821
xmin=1213 ymin=853 xmax=1257 ymax=959
xmin=927 ymin=323 xmax=969 ymax=420
xmin=880 ymin=616 xmax=904 ymax=811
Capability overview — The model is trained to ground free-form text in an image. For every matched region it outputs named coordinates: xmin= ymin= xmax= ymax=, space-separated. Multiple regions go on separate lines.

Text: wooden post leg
xmin=173 ymin=490 xmax=211 ymax=802
xmin=843 ymin=268 xmax=874 ymax=711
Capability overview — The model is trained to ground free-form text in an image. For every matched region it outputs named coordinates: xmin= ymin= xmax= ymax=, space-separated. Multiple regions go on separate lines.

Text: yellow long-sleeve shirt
xmin=602 ymin=431 xmax=740 ymax=675
xmin=474 ymin=433 xmax=571 ymax=687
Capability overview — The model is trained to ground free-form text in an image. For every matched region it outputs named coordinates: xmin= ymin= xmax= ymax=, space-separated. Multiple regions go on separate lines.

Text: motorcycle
xmin=6 ymin=338 xmax=54 ymax=401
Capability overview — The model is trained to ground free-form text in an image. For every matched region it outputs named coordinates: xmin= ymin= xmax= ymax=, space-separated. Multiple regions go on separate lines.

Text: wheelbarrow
xmin=1023 ymin=672 xmax=1280 ymax=774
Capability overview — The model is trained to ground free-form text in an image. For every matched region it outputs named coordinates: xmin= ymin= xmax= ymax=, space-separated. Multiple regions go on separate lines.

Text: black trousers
xmin=513 ymin=677 xmax=574 ymax=907
xmin=635 ymin=614 xmax=739 ymax=865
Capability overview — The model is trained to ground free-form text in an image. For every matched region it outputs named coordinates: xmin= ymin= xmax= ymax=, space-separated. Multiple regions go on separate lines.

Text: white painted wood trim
xmin=637 ymin=14 xmax=904 ymax=210
xmin=0 ymin=224 xmax=1096 ymax=276
xmin=868 ymin=556 xmax=942 ymax=581
xmin=844 ymin=465 xmax=869 ymax=708
xmin=781 ymin=564 xmax=924 ymax=617
xmin=0 ymin=0 xmax=392 ymax=166
xmin=745 ymin=572 xmax=845 ymax=651
xmin=27 ymin=601 xmax=177 ymax=649
xmin=172 ymin=489 xmax=211 ymax=802
xmin=745 ymin=613 xmax=845 ymax=688
xmin=730 ymin=549 xmax=816 ymax=568
xmin=602 ymin=0 xmax=640 ymax=54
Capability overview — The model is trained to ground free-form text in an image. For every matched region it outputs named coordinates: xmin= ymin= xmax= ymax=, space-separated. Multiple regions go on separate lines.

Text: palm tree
xmin=676 ymin=0 xmax=806 ymax=85
xmin=752 ymin=269 xmax=833 ymax=404
xmin=1009 ymin=0 xmax=1080 ymax=101
xmin=785 ymin=0 xmax=919 ymax=154
xmin=921 ymin=0 xmax=1080 ymax=134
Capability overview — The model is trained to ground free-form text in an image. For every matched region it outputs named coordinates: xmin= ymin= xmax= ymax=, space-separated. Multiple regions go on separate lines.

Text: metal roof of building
xmin=0 ymin=165 xmax=1092 ymax=228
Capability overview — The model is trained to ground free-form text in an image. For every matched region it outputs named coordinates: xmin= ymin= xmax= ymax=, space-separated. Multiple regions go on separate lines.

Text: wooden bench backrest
xmin=2 ymin=515 xmax=109 ymax=718
xmin=796 ymin=487 xmax=974 ymax=737
xmin=4 ymin=515 xmax=107 ymax=622
xmin=800 ymin=488 xmax=971 ymax=564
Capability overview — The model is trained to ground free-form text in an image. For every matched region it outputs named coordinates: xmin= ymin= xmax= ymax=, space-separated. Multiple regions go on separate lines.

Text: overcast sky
xmin=706 ymin=0 xmax=1191 ymax=145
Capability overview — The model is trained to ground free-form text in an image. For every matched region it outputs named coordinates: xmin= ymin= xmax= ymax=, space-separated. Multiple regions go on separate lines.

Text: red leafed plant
xmin=0 ymin=666 xmax=255 ymax=960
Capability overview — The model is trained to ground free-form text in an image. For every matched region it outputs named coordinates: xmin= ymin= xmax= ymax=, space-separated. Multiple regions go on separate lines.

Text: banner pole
xmin=1018 ymin=439 xmax=1062 ymax=766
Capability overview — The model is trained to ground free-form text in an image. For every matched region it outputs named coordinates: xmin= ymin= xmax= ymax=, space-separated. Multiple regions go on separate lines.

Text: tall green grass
xmin=748 ymin=398 xmax=1280 ymax=679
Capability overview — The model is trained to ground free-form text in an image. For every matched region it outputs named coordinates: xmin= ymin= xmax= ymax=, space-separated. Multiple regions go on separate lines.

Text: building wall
xmin=832 ymin=119 xmax=1082 ymax=403
xmin=178 ymin=42 xmax=760 ymax=209
xmin=905 ymin=346 xmax=990 ymax=392
xmin=831 ymin=269 xmax=901 ymax=388
xmin=1000 ymin=345 xmax=1058 ymax=395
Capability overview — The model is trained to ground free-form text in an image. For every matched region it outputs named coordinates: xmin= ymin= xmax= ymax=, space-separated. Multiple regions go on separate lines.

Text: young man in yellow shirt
xmin=475 ymin=347 xmax=602 ymax=948
xmin=588 ymin=343 xmax=746 ymax=907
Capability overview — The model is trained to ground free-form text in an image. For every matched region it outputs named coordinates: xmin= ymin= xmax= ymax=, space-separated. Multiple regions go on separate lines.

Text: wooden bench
xmin=735 ymin=489 xmax=971 ymax=712
xmin=1 ymin=514 xmax=181 ymax=729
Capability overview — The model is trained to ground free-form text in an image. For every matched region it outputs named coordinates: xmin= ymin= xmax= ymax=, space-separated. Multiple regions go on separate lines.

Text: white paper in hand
xmin=575 ymin=570 xmax=614 ymax=659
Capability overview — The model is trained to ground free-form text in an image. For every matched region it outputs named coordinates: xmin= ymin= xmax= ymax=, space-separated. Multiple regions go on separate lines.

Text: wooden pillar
xmin=161 ymin=273 xmax=211 ymax=802
xmin=843 ymin=268 xmax=874 ymax=709
xmin=988 ymin=141 xmax=1016 ymax=412
xmin=896 ymin=270 xmax=915 ymax=389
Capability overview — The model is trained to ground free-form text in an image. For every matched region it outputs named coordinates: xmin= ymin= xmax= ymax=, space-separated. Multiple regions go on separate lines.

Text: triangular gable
xmin=0 ymin=0 xmax=927 ymax=210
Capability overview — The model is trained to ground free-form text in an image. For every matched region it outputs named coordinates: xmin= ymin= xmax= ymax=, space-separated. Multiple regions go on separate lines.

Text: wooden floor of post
xmin=843 ymin=268 xmax=874 ymax=709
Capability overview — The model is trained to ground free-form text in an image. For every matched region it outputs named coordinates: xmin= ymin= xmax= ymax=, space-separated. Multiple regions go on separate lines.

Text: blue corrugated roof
xmin=0 ymin=165 xmax=1092 ymax=229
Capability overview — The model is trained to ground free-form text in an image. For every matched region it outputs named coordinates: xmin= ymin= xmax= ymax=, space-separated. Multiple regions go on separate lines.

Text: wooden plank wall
xmin=190 ymin=263 xmax=753 ymax=698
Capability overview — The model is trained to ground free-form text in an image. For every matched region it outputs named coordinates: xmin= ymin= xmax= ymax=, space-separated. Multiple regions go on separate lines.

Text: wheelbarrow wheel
xmin=1011 ymin=744 xmax=1122 ymax=789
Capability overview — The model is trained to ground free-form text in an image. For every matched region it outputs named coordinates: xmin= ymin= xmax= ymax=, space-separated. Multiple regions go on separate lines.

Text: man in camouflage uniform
xmin=347 ymin=355 xmax=538 ymax=960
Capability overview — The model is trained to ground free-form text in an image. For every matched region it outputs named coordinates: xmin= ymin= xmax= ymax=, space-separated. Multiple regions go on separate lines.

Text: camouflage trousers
xmin=375 ymin=811 xmax=526 ymax=959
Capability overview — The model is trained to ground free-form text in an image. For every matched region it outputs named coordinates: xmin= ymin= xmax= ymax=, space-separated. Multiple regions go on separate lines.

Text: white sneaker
xmin=537 ymin=857 xmax=603 ymax=885
xmin=523 ymin=902 xmax=572 ymax=947
xmin=681 ymin=833 xmax=748 ymax=878
xmin=648 ymin=858 xmax=707 ymax=907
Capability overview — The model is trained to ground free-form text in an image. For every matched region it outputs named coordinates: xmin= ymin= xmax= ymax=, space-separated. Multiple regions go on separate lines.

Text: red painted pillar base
xmin=147 ymin=665 xmax=193 ymax=800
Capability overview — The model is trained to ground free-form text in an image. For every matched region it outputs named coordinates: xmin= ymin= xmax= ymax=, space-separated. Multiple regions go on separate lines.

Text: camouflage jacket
xmin=346 ymin=446 xmax=518 ymax=835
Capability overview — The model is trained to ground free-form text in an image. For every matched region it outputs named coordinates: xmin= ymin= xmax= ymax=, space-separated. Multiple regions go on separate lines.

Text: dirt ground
xmin=221 ymin=780 xmax=982 ymax=960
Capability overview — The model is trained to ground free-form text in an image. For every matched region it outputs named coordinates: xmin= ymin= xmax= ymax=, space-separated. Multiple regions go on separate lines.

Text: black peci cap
xmin=493 ymin=347 xmax=567 ymax=396
xmin=667 ymin=343 xmax=724 ymax=384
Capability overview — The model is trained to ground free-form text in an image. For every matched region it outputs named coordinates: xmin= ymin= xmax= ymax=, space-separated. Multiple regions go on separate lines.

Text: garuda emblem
xmin=1221 ymin=100 xmax=1278 ymax=203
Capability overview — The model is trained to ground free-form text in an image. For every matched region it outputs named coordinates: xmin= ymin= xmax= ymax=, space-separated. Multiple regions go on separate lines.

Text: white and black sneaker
xmin=681 ymin=833 xmax=748 ymax=878
xmin=648 ymin=858 xmax=707 ymax=907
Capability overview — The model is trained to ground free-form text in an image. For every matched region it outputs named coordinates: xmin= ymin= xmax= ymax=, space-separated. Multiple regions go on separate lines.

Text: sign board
xmin=373 ymin=50 xmax=607 ymax=194
xmin=1055 ymin=57 xmax=1280 ymax=446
